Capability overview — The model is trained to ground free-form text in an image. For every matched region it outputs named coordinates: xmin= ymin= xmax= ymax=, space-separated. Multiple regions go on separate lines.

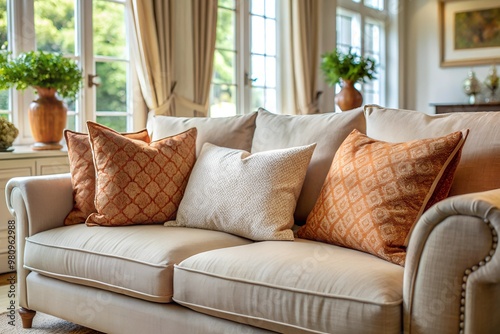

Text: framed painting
xmin=439 ymin=0 xmax=500 ymax=67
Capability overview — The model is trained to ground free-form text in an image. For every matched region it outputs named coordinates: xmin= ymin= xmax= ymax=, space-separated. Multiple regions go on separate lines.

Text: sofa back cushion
xmin=152 ymin=112 xmax=257 ymax=156
xmin=364 ymin=105 xmax=500 ymax=196
xmin=251 ymin=108 xmax=366 ymax=223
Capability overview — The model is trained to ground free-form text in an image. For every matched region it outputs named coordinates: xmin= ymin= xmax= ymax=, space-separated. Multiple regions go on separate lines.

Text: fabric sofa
xmin=6 ymin=105 xmax=500 ymax=334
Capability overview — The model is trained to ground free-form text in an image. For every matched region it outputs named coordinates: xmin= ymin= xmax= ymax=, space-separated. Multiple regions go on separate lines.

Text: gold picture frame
xmin=439 ymin=0 xmax=500 ymax=67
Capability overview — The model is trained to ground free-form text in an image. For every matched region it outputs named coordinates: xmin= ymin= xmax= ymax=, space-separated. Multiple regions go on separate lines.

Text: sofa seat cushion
xmin=24 ymin=224 xmax=252 ymax=303
xmin=173 ymin=239 xmax=404 ymax=334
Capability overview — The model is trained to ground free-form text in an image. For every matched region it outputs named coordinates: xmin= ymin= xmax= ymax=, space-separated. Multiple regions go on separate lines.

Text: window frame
xmin=4 ymin=0 xmax=136 ymax=145
xmin=211 ymin=0 xmax=280 ymax=117
xmin=336 ymin=0 xmax=389 ymax=107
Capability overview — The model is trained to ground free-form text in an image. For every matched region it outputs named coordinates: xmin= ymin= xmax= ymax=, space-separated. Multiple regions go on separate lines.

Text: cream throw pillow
xmin=165 ymin=142 xmax=316 ymax=240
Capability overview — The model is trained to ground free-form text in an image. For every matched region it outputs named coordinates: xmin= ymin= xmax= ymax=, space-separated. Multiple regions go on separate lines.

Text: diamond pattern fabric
xmin=85 ymin=122 xmax=197 ymax=226
xmin=297 ymin=129 xmax=467 ymax=266
xmin=64 ymin=129 xmax=151 ymax=225
xmin=165 ymin=142 xmax=316 ymax=241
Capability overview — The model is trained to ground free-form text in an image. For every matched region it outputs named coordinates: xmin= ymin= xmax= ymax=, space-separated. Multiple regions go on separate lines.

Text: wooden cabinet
xmin=0 ymin=147 xmax=69 ymax=274
xmin=431 ymin=102 xmax=500 ymax=114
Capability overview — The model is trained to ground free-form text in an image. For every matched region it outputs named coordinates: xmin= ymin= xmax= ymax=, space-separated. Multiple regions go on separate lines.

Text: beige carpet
xmin=0 ymin=311 xmax=103 ymax=334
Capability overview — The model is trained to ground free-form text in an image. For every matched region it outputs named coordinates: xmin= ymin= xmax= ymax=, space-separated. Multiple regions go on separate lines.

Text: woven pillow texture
xmin=298 ymin=129 xmax=467 ymax=266
xmin=85 ymin=122 xmax=197 ymax=226
xmin=165 ymin=142 xmax=316 ymax=240
xmin=64 ymin=128 xmax=151 ymax=225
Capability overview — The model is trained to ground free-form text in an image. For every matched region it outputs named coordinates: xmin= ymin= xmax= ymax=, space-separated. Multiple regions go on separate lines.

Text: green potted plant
xmin=320 ymin=48 xmax=377 ymax=111
xmin=0 ymin=50 xmax=82 ymax=150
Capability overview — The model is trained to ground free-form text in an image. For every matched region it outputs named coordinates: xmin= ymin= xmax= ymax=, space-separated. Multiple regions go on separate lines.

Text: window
xmin=336 ymin=0 xmax=386 ymax=106
xmin=2 ymin=0 xmax=132 ymax=144
xmin=210 ymin=0 xmax=278 ymax=117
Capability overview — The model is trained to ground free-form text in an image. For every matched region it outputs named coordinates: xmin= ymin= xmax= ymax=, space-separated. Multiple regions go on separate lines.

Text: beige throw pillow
xmin=165 ymin=142 xmax=316 ymax=240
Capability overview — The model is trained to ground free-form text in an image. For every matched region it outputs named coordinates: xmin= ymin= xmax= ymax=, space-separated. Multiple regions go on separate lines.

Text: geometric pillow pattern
xmin=165 ymin=142 xmax=316 ymax=241
xmin=85 ymin=122 xmax=197 ymax=226
xmin=298 ymin=129 xmax=467 ymax=266
xmin=63 ymin=128 xmax=151 ymax=226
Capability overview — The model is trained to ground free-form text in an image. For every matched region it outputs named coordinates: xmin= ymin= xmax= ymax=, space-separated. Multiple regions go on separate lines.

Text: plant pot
xmin=335 ymin=80 xmax=363 ymax=111
xmin=29 ymin=87 xmax=67 ymax=150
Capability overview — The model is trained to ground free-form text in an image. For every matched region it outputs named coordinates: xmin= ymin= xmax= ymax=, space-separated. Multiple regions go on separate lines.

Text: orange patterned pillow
xmin=64 ymin=129 xmax=151 ymax=226
xmin=85 ymin=122 xmax=197 ymax=226
xmin=297 ymin=129 xmax=468 ymax=266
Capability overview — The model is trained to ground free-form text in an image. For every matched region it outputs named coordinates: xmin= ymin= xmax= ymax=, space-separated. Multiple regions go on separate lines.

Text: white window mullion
xmin=238 ymin=0 xmax=249 ymax=115
xmin=78 ymin=0 xmax=94 ymax=133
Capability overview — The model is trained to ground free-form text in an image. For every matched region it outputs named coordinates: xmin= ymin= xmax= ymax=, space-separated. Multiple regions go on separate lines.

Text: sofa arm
xmin=6 ymin=173 xmax=74 ymax=309
xmin=404 ymin=189 xmax=500 ymax=334
xmin=6 ymin=173 xmax=74 ymax=236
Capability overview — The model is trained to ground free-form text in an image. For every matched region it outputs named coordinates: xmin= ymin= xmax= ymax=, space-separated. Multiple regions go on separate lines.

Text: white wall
xmin=405 ymin=0 xmax=493 ymax=114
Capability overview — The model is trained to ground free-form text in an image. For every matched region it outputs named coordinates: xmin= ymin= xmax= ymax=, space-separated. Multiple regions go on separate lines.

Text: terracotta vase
xmin=28 ymin=87 xmax=67 ymax=150
xmin=335 ymin=80 xmax=363 ymax=111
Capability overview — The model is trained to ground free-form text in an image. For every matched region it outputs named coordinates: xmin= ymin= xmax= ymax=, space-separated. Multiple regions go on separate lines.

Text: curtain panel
xmin=282 ymin=0 xmax=321 ymax=115
xmin=128 ymin=0 xmax=217 ymax=117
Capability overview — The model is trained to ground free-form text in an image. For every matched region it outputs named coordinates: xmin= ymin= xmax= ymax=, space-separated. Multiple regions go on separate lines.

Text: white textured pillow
xmin=165 ymin=142 xmax=316 ymax=240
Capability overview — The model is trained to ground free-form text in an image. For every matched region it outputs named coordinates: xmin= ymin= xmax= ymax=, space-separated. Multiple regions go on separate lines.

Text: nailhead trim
xmin=460 ymin=218 xmax=498 ymax=332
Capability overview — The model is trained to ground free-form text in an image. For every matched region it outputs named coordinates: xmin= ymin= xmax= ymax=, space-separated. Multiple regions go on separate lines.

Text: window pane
xmin=265 ymin=57 xmax=276 ymax=87
xmin=251 ymin=55 xmax=265 ymax=86
xmin=265 ymin=19 xmax=276 ymax=56
xmin=364 ymin=0 xmax=384 ymax=11
xmin=251 ymin=16 xmax=265 ymax=54
xmin=336 ymin=9 xmax=361 ymax=51
xmin=216 ymin=7 xmax=235 ymax=50
xmin=0 ymin=0 xmax=7 ymax=47
xmin=94 ymin=0 xmax=126 ymax=58
xmin=0 ymin=90 xmax=8 ymax=111
xmin=365 ymin=22 xmax=381 ymax=53
xmin=210 ymin=84 xmax=236 ymax=117
xmin=265 ymin=88 xmax=276 ymax=112
xmin=213 ymin=49 xmax=236 ymax=84
xmin=250 ymin=87 xmax=264 ymax=112
xmin=265 ymin=0 xmax=276 ymax=19
xmin=35 ymin=0 xmax=75 ymax=54
xmin=66 ymin=114 xmax=76 ymax=131
xmin=251 ymin=0 xmax=265 ymax=16
xmin=96 ymin=116 xmax=126 ymax=132
xmin=96 ymin=61 xmax=127 ymax=112
xmin=219 ymin=0 xmax=235 ymax=9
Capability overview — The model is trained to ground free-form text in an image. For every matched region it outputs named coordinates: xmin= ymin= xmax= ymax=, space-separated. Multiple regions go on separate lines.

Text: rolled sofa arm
xmin=6 ymin=173 xmax=74 ymax=236
xmin=404 ymin=189 xmax=500 ymax=334
xmin=6 ymin=173 xmax=73 ymax=308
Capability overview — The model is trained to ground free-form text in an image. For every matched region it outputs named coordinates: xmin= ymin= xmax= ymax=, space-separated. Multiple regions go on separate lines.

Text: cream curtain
xmin=191 ymin=0 xmax=218 ymax=117
xmin=282 ymin=0 xmax=321 ymax=115
xmin=128 ymin=0 xmax=217 ymax=118
xmin=128 ymin=0 xmax=176 ymax=116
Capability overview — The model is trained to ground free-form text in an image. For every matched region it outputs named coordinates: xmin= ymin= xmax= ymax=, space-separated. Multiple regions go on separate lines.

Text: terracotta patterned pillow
xmin=85 ymin=122 xmax=197 ymax=226
xmin=297 ymin=129 xmax=468 ymax=266
xmin=64 ymin=129 xmax=151 ymax=226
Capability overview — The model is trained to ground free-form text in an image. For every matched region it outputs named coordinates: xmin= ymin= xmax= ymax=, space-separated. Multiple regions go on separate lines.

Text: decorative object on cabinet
xmin=439 ymin=0 xmax=500 ymax=67
xmin=0 ymin=118 xmax=18 ymax=152
xmin=484 ymin=65 xmax=499 ymax=102
xmin=463 ymin=69 xmax=482 ymax=104
xmin=0 ymin=51 xmax=82 ymax=150
xmin=320 ymin=48 xmax=377 ymax=111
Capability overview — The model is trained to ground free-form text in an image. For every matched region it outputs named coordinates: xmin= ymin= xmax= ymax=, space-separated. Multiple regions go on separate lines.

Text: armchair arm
xmin=404 ymin=190 xmax=500 ymax=334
